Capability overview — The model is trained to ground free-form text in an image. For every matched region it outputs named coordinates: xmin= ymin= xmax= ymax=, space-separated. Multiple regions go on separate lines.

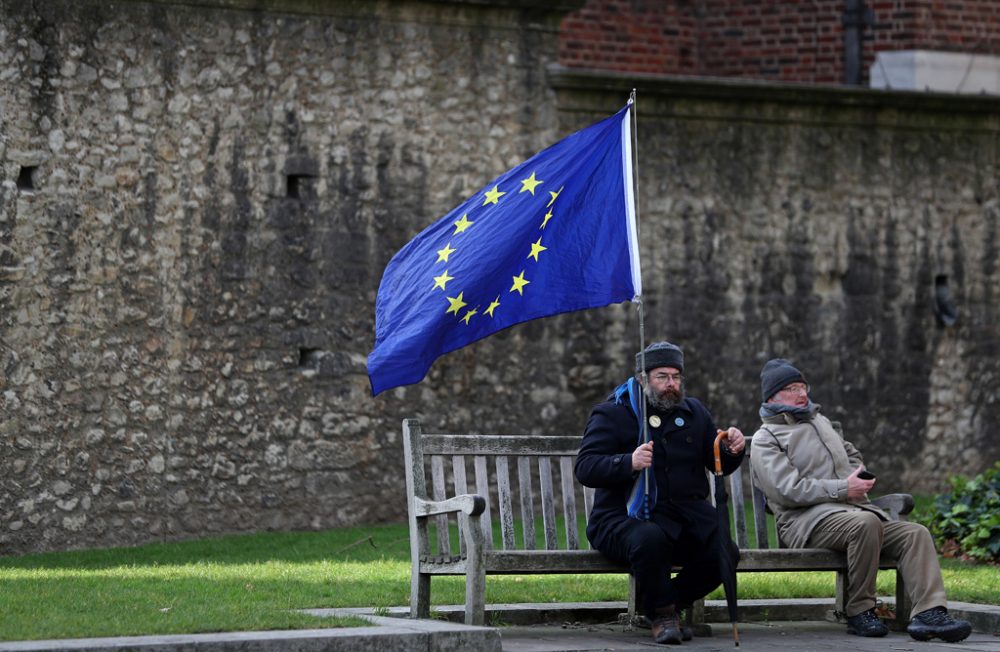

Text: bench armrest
xmin=871 ymin=493 xmax=914 ymax=520
xmin=413 ymin=494 xmax=487 ymax=518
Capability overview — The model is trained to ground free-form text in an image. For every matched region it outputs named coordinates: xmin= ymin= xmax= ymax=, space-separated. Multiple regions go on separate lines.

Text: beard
xmin=645 ymin=382 xmax=684 ymax=412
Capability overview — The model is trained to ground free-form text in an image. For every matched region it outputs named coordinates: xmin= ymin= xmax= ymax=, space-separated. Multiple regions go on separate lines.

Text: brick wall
xmin=561 ymin=0 xmax=1000 ymax=84
xmin=559 ymin=0 xmax=698 ymax=74
xmin=871 ymin=0 xmax=1000 ymax=52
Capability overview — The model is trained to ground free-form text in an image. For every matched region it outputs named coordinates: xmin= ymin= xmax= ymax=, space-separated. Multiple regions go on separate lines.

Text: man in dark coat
xmin=575 ymin=341 xmax=745 ymax=645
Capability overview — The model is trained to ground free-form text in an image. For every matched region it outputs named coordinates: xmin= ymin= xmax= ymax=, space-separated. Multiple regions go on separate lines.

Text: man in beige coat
xmin=750 ymin=359 xmax=971 ymax=642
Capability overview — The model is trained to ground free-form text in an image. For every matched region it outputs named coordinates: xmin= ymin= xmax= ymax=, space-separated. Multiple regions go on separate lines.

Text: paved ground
xmin=500 ymin=619 xmax=1000 ymax=651
xmin=1 ymin=600 xmax=997 ymax=652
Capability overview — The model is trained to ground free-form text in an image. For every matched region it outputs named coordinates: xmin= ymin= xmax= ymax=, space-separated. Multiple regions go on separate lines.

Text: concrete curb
xmin=366 ymin=598 xmax=1000 ymax=633
xmin=0 ymin=614 xmax=501 ymax=652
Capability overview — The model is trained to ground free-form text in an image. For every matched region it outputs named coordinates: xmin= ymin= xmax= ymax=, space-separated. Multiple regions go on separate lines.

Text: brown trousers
xmin=806 ymin=510 xmax=947 ymax=618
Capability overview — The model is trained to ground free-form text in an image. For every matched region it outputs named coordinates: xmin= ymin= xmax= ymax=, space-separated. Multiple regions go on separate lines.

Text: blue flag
xmin=368 ymin=105 xmax=641 ymax=396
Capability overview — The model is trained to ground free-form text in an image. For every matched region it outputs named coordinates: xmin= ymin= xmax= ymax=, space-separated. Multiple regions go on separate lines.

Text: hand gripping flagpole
xmin=628 ymin=88 xmax=652 ymax=520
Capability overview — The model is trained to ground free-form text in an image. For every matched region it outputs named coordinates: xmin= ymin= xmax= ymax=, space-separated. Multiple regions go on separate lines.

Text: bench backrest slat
xmin=430 ymin=455 xmax=451 ymax=554
xmin=474 ymin=455 xmax=494 ymax=551
xmin=496 ymin=456 xmax=516 ymax=550
xmin=751 ymin=481 xmax=770 ymax=548
xmin=730 ymin=470 xmax=748 ymax=548
xmin=559 ymin=456 xmax=580 ymax=550
xmin=452 ymin=454 xmax=469 ymax=556
xmin=517 ymin=456 xmax=537 ymax=550
xmin=538 ymin=456 xmax=558 ymax=550
xmin=583 ymin=486 xmax=595 ymax=529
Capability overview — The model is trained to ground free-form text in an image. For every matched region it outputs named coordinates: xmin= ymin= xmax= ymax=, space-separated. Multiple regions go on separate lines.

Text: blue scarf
xmin=612 ymin=378 xmax=656 ymax=521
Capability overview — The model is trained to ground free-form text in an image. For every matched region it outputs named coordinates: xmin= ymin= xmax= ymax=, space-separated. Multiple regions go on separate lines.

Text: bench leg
xmin=411 ymin=571 xmax=430 ymax=619
xmin=688 ymin=598 xmax=712 ymax=636
xmin=893 ymin=572 xmax=911 ymax=631
xmin=627 ymin=575 xmax=638 ymax=623
xmin=463 ymin=514 xmax=487 ymax=626
xmin=834 ymin=570 xmax=847 ymax=621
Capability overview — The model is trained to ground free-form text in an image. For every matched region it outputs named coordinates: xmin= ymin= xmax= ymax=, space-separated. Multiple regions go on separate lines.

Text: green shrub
xmin=922 ymin=461 xmax=1000 ymax=564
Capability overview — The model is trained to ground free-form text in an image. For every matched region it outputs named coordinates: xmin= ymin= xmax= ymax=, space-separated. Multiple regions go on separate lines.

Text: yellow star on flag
xmin=527 ymin=237 xmax=547 ymax=262
xmin=520 ymin=172 xmax=543 ymax=195
xmin=484 ymin=296 xmax=500 ymax=317
xmin=446 ymin=292 xmax=467 ymax=315
xmin=510 ymin=271 xmax=530 ymax=295
xmin=546 ymin=185 xmax=564 ymax=208
xmin=436 ymin=242 xmax=456 ymax=263
xmin=432 ymin=270 xmax=454 ymax=291
xmin=483 ymin=185 xmax=506 ymax=206
xmin=453 ymin=214 xmax=474 ymax=234
xmin=540 ymin=209 xmax=554 ymax=229
xmin=461 ymin=307 xmax=478 ymax=325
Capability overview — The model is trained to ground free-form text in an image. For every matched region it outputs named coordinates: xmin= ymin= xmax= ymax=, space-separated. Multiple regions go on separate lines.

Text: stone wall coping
xmin=549 ymin=65 xmax=1000 ymax=122
xmin=119 ymin=0 xmax=585 ymax=19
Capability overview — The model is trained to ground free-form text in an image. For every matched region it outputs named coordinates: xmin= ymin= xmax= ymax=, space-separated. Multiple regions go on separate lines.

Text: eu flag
xmin=368 ymin=105 xmax=641 ymax=395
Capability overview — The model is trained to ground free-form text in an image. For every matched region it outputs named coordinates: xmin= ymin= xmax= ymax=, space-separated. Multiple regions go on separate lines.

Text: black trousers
xmin=596 ymin=516 xmax=731 ymax=619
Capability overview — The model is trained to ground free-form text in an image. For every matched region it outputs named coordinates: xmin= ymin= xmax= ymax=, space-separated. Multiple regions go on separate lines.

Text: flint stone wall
xmin=551 ymin=72 xmax=1000 ymax=495
xmin=1 ymin=0 xmax=998 ymax=555
xmin=0 ymin=0 xmax=579 ymax=554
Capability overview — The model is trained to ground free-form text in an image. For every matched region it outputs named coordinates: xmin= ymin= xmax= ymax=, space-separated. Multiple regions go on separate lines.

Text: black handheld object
xmin=857 ymin=470 xmax=876 ymax=480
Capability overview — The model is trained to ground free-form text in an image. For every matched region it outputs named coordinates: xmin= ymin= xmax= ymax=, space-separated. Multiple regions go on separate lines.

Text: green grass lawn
xmin=0 ymin=502 xmax=996 ymax=641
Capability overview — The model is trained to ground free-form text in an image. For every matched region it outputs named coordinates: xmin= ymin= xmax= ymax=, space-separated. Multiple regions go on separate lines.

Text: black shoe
xmin=651 ymin=613 xmax=683 ymax=645
xmin=846 ymin=609 xmax=889 ymax=637
xmin=907 ymin=606 xmax=972 ymax=642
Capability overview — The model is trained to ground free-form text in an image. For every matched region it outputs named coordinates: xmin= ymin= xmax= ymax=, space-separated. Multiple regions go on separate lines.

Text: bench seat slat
xmin=738 ymin=548 xmax=900 ymax=571
xmin=485 ymin=550 xmax=630 ymax=574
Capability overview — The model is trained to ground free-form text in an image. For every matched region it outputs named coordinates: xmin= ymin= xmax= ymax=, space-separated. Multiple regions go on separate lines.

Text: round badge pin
xmin=674 ymin=417 xmax=685 ymax=427
xmin=649 ymin=415 xmax=661 ymax=428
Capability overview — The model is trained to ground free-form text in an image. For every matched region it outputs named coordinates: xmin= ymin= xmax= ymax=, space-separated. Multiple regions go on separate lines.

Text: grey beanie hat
xmin=760 ymin=358 xmax=806 ymax=401
xmin=635 ymin=341 xmax=684 ymax=375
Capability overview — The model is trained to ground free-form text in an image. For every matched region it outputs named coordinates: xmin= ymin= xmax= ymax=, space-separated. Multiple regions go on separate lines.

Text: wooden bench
xmin=403 ymin=418 xmax=915 ymax=630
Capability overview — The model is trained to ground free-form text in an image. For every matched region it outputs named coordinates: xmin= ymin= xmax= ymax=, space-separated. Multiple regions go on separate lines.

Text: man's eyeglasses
xmin=650 ymin=372 xmax=683 ymax=384
xmin=779 ymin=383 xmax=809 ymax=395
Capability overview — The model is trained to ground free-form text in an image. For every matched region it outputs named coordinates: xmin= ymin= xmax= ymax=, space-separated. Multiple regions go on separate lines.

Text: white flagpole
xmin=626 ymin=89 xmax=651 ymax=514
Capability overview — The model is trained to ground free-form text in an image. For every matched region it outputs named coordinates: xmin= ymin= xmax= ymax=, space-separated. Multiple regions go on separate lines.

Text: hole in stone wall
xmin=933 ymin=274 xmax=958 ymax=327
xmin=287 ymin=174 xmax=311 ymax=199
xmin=16 ymin=165 xmax=37 ymax=193
xmin=298 ymin=347 xmax=323 ymax=371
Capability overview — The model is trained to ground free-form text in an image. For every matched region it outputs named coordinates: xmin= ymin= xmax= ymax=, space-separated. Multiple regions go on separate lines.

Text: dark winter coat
xmin=575 ymin=395 xmax=745 ymax=550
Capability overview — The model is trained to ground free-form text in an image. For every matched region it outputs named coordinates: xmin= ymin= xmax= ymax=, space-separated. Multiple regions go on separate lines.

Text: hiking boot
xmin=651 ymin=612 xmax=683 ymax=645
xmin=635 ymin=613 xmax=691 ymax=640
xmin=846 ymin=608 xmax=889 ymax=637
xmin=678 ymin=609 xmax=694 ymax=641
xmin=907 ymin=606 xmax=972 ymax=642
